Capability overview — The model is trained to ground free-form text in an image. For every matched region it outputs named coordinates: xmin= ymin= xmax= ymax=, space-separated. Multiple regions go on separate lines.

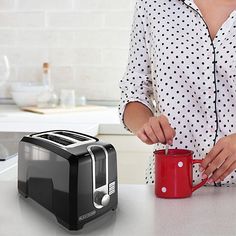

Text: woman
xmin=119 ymin=0 xmax=236 ymax=186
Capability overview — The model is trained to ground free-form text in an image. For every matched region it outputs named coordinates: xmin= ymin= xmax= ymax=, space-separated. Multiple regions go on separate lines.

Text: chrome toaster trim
xmin=31 ymin=131 xmax=96 ymax=148
xmin=87 ymin=144 xmax=109 ymax=209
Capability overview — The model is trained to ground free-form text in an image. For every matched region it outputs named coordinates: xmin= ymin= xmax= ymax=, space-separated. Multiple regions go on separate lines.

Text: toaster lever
xmin=94 ymin=191 xmax=110 ymax=207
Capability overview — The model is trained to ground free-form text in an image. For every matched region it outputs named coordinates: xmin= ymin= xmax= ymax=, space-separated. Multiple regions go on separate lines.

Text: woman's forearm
xmin=123 ymin=102 xmax=154 ymax=134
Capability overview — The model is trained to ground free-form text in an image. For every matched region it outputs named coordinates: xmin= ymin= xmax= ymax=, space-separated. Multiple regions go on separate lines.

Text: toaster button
xmin=94 ymin=191 xmax=110 ymax=207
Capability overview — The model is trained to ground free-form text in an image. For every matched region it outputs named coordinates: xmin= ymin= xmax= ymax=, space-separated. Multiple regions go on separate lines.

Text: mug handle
xmin=192 ymin=159 xmax=208 ymax=193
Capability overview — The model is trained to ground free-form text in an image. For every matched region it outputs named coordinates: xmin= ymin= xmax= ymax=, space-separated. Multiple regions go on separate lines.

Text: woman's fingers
xmin=143 ymin=123 xmax=159 ymax=143
xmin=219 ymin=161 xmax=236 ymax=182
xmin=136 ymin=115 xmax=175 ymax=145
xmin=136 ymin=127 xmax=154 ymax=145
xmin=206 ymin=153 xmax=232 ymax=182
xmin=149 ymin=117 xmax=165 ymax=143
xmin=158 ymin=115 xmax=175 ymax=144
xmin=201 ymin=138 xmax=225 ymax=170
xmin=202 ymin=149 xmax=229 ymax=179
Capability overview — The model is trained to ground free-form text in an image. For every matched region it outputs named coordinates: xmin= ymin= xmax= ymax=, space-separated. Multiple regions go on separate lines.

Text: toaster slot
xmin=54 ymin=131 xmax=90 ymax=142
xmin=38 ymin=134 xmax=75 ymax=146
xmin=31 ymin=130 xmax=96 ymax=148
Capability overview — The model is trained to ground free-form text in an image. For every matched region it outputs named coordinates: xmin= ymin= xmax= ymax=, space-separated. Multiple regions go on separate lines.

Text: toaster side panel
xmin=77 ymin=155 xmax=94 ymax=216
xmin=18 ymin=142 xmax=71 ymax=224
xmin=107 ymin=144 xmax=118 ymax=208
xmin=76 ymin=143 xmax=118 ymax=228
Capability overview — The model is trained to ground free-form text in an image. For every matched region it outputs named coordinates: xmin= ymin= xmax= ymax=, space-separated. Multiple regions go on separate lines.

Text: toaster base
xmin=18 ymin=189 xmax=28 ymax=199
xmin=18 ymin=190 xmax=118 ymax=231
xmin=57 ymin=206 xmax=118 ymax=231
xmin=57 ymin=217 xmax=83 ymax=231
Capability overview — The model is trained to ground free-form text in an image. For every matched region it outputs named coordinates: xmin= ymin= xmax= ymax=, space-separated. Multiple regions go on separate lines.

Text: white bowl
xmin=10 ymin=82 xmax=45 ymax=107
xmin=11 ymin=82 xmax=44 ymax=92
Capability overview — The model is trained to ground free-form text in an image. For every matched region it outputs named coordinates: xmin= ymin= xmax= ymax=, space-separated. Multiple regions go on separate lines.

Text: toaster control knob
xmin=94 ymin=191 xmax=110 ymax=207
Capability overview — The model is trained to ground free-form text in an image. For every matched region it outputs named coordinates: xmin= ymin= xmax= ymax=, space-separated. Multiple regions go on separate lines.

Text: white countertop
xmin=1 ymin=179 xmax=236 ymax=236
xmin=2 ymin=106 xmax=236 ymax=235
xmin=0 ymin=105 xmax=129 ymax=135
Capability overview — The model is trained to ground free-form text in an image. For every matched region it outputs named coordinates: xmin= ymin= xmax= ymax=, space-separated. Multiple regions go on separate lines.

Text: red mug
xmin=154 ymin=149 xmax=208 ymax=198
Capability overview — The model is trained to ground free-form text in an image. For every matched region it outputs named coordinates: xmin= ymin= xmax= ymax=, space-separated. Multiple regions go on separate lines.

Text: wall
xmin=0 ymin=0 xmax=135 ymax=101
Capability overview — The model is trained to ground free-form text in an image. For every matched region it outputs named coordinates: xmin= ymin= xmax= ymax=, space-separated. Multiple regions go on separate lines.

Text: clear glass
xmin=77 ymin=95 xmax=87 ymax=106
xmin=37 ymin=87 xmax=58 ymax=108
xmin=60 ymin=89 xmax=76 ymax=108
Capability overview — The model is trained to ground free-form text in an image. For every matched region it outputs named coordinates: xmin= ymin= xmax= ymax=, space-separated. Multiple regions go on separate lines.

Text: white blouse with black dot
xmin=119 ymin=0 xmax=236 ymax=186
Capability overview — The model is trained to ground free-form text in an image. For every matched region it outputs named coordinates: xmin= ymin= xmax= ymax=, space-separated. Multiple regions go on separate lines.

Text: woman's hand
xmin=200 ymin=134 xmax=236 ymax=183
xmin=135 ymin=115 xmax=176 ymax=145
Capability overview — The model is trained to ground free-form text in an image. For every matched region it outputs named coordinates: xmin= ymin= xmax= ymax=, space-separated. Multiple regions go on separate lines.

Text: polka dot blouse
xmin=119 ymin=0 xmax=236 ymax=186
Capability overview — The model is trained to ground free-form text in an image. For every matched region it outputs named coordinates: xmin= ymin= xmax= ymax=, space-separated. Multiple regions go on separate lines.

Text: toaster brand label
xmin=79 ymin=210 xmax=96 ymax=221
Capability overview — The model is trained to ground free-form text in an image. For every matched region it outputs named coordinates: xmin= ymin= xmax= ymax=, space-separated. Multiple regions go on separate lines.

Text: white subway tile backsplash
xmin=15 ymin=48 xmax=49 ymax=66
xmin=0 ymin=12 xmax=45 ymax=28
xmin=0 ymin=0 xmax=135 ymax=101
xmin=0 ymin=47 xmax=20 ymax=66
xmin=48 ymin=48 xmax=75 ymax=66
xmin=75 ymin=66 xmax=125 ymax=82
xmin=52 ymin=31 xmax=76 ymax=47
xmin=16 ymin=30 xmax=51 ymax=47
xmin=74 ymin=29 xmax=130 ymax=49
xmin=97 ymin=30 xmax=130 ymax=49
xmin=51 ymin=66 xmax=74 ymax=84
xmin=3 ymin=67 xmax=16 ymax=82
xmin=48 ymin=48 xmax=102 ymax=66
xmin=0 ymin=67 xmax=17 ymax=98
xmin=104 ymin=11 xmax=133 ymax=29
xmin=16 ymin=0 xmax=73 ymax=11
xmin=0 ymin=47 xmax=48 ymax=67
xmin=74 ymin=48 xmax=102 ymax=65
xmin=76 ymin=81 xmax=121 ymax=100
xmin=74 ymin=66 xmax=123 ymax=100
xmin=74 ymin=0 xmax=133 ymax=11
xmin=0 ymin=30 xmax=16 ymax=45
xmin=54 ymin=81 xmax=76 ymax=92
xmin=0 ymin=0 xmax=15 ymax=10
xmin=102 ymin=49 xmax=128 ymax=67
xmin=47 ymin=12 xmax=104 ymax=29
xmin=0 ymin=85 xmax=10 ymax=98
xmin=16 ymin=30 xmax=76 ymax=48
xmin=16 ymin=66 xmax=74 ymax=87
xmin=16 ymin=66 xmax=41 ymax=82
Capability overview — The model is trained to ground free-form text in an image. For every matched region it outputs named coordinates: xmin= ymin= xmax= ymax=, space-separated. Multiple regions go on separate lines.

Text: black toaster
xmin=18 ymin=130 xmax=118 ymax=230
